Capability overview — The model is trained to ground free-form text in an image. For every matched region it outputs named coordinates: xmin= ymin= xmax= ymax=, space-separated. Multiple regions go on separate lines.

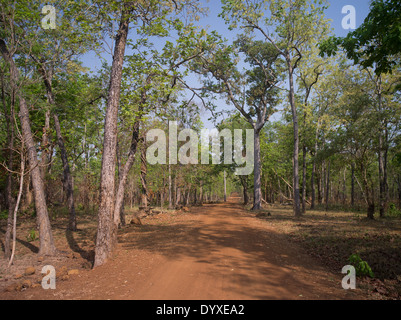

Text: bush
xmin=0 ymin=210 xmax=8 ymax=220
xmin=348 ymin=253 xmax=375 ymax=278
xmin=386 ymin=203 xmax=401 ymax=218
xmin=27 ymin=229 xmax=38 ymax=242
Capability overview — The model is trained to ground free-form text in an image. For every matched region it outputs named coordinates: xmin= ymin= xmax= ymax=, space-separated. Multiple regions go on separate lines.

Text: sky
xmin=80 ymin=0 xmax=373 ymax=129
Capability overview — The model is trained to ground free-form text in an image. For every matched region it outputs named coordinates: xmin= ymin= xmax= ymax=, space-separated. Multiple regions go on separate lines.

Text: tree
xmin=94 ymin=3 xmax=132 ymax=268
xmin=220 ymin=0 xmax=330 ymax=216
xmin=94 ymin=0 xmax=206 ymax=267
xmin=0 ymin=39 xmax=57 ymax=256
xmin=320 ymin=0 xmax=401 ymax=75
xmin=191 ymin=34 xmax=282 ymax=210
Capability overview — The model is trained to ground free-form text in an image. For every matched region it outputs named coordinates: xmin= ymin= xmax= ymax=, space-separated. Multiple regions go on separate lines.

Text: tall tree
xmin=95 ymin=0 xmax=206 ymax=267
xmin=0 ymin=39 xmax=57 ymax=256
xmin=94 ymin=3 xmax=132 ymax=267
xmin=220 ymin=0 xmax=330 ymax=216
xmin=192 ymin=35 xmax=282 ymax=210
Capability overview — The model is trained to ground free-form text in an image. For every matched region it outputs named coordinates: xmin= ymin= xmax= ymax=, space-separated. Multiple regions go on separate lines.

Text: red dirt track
xmin=1 ymin=196 xmax=364 ymax=300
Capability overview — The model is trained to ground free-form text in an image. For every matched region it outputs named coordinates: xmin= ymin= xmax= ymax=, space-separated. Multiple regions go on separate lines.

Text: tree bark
xmin=288 ymin=61 xmax=301 ymax=217
xmin=113 ymin=76 xmax=149 ymax=228
xmin=252 ymin=129 xmax=262 ymax=210
xmin=199 ymin=180 xmax=203 ymax=206
xmin=2 ymin=66 xmax=15 ymax=259
xmin=397 ymin=174 xmax=401 ymax=209
xmin=325 ymin=160 xmax=331 ymax=211
xmin=223 ymin=171 xmax=227 ymax=202
xmin=168 ymin=164 xmax=173 ymax=209
xmin=351 ymin=163 xmax=355 ymax=207
xmin=94 ymin=7 xmax=131 ymax=267
xmin=113 ymin=119 xmax=140 ymax=228
xmin=0 ymin=38 xmax=57 ymax=256
xmin=302 ymin=143 xmax=307 ymax=214
xmin=140 ymin=139 xmax=149 ymax=208
xmin=53 ymin=113 xmax=76 ymax=231
xmin=240 ymin=176 xmax=249 ymax=205
xmin=311 ymin=158 xmax=316 ymax=210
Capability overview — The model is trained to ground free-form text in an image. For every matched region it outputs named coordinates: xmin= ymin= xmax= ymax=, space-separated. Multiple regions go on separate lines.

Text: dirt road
xmin=1 ymin=197 xmax=364 ymax=300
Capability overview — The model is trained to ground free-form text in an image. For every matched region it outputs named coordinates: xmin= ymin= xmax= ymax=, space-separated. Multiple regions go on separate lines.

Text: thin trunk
xmin=343 ymin=167 xmax=347 ymax=206
xmin=140 ymin=139 xmax=148 ymax=208
xmin=224 ymin=170 xmax=227 ymax=202
xmin=361 ymin=162 xmax=375 ymax=219
xmin=0 ymin=39 xmax=56 ymax=256
xmin=288 ymin=61 xmax=301 ymax=217
xmin=311 ymin=159 xmax=316 ymax=210
xmin=252 ymin=129 xmax=262 ymax=210
xmin=325 ymin=160 xmax=331 ymax=211
xmin=240 ymin=176 xmax=249 ymax=205
xmin=199 ymin=180 xmax=203 ymax=206
xmin=113 ymin=104 xmax=143 ymax=228
xmin=39 ymin=58 xmax=77 ymax=231
xmin=302 ymin=143 xmax=307 ymax=214
xmin=168 ymin=164 xmax=173 ymax=209
xmin=41 ymin=109 xmax=51 ymax=181
xmin=351 ymin=163 xmax=355 ymax=207
xmin=8 ymin=140 xmax=25 ymax=268
xmin=175 ymin=187 xmax=181 ymax=206
xmin=378 ymin=136 xmax=385 ymax=217
xmin=94 ymin=7 xmax=130 ymax=267
xmin=2 ymin=67 xmax=15 ymax=259
xmin=53 ymin=113 xmax=76 ymax=231
xmin=397 ymin=174 xmax=401 ymax=210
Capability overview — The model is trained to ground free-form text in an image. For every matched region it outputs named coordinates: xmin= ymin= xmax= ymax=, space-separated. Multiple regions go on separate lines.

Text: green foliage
xmin=348 ymin=253 xmax=375 ymax=278
xmin=319 ymin=0 xmax=401 ymax=75
xmin=0 ymin=210 xmax=8 ymax=220
xmin=386 ymin=203 xmax=401 ymax=218
xmin=27 ymin=229 xmax=38 ymax=242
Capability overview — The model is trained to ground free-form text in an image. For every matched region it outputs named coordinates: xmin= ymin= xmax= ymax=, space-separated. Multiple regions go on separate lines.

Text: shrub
xmin=386 ymin=203 xmax=401 ymax=218
xmin=348 ymin=253 xmax=375 ymax=278
xmin=27 ymin=229 xmax=38 ymax=242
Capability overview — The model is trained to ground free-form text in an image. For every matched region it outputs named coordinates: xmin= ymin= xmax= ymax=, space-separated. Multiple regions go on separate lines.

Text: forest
xmin=0 ymin=0 xmax=401 ymax=301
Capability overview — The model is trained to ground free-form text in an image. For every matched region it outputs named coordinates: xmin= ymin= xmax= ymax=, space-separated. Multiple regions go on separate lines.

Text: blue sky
xmin=80 ymin=0 xmax=372 ymax=128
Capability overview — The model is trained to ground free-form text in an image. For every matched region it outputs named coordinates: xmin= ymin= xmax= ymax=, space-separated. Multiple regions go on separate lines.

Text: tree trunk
xmin=351 ymin=163 xmax=355 ymax=207
xmin=252 ymin=129 xmax=262 ymax=210
xmin=378 ymin=136 xmax=386 ymax=217
xmin=287 ymin=62 xmax=301 ymax=217
xmin=0 ymin=38 xmax=57 ymax=256
xmin=113 ymin=111 xmax=142 ymax=228
xmin=302 ymin=143 xmax=307 ymax=214
xmin=311 ymin=159 xmax=316 ymax=210
xmin=140 ymin=139 xmax=149 ymax=208
xmin=199 ymin=180 xmax=203 ymax=206
xmin=240 ymin=176 xmax=249 ymax=205
xmin=175 ymin=187 xmax=181 ymax=206
xmin=53 ymin=113 xmax=76 ymax=231
xmin=2 ymin=67 xmax=15 ymax=259
xmin=40 ymin=109 xmax=51 ymax=187
xmin=7 ymin=139 xmax=25 ymax=267
xmin=94 ymin=7 xmax=130 ymax=268
xmin=223 ymin=170 xmax=227 ymax=202
xmin=343 ymin=167 xmax=347 ymax=206
xmin=397 ymin=174 xmax=401 ymax=210
xmin=325 ymin=160 xmax=331 ymax=211
xmin=168 ymin=164 xmax=173 ymax=209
